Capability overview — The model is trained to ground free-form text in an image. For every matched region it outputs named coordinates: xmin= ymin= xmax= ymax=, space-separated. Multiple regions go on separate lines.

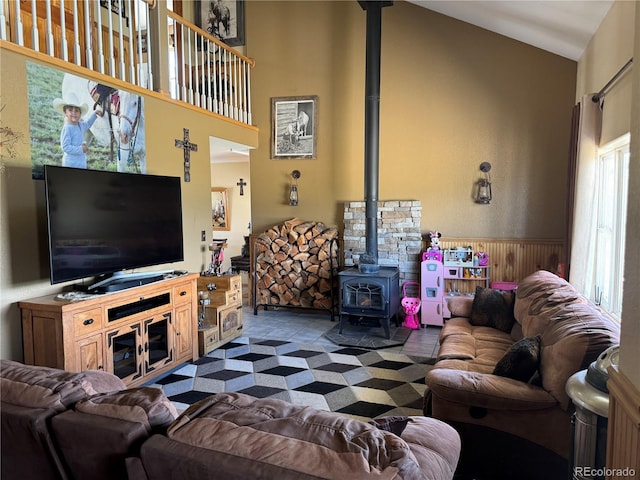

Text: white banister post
xmin=126 ymin=0 xmax=135 ymax=84
xmin=0 ymin=0 xmax=6 ymax=40
xmin=44 ymin=0 xmax=54 ymax=55
xmin=29 ymin=0 xmax=38 ymax=52
xmin=148 ymin=0 xmax=169 ymax=95
xmin=73 ymin=0 xmax=82 ymax=66
xmin=95 ymin=1 xmax=105 ymax=72
xmin=13 ymin=0 xmax=23 ymax=46
xmin=83 ymin=0 xmax=93 ymax=70
xmin=117 ymin=0 xmax=125 ymax=80
xmin=59 ymin=0 xmax=68 ymax=61
xmin=247 ymin=61 xmax=252 ymax=125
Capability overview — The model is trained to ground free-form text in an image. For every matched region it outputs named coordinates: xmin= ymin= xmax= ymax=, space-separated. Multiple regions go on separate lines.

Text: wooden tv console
xmin=19 ymin=273 xmax=198 ymax=387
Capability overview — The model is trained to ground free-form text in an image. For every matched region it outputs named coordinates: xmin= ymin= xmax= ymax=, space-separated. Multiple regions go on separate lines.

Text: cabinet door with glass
xmin=144 ymin=312 xmax=174 ymax=375
xmin=106 ymin=323 xmax=144 ymax=384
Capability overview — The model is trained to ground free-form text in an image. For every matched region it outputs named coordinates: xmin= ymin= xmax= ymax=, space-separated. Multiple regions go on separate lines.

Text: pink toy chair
xmin=401 ymin=281 xmax=421 ymax=329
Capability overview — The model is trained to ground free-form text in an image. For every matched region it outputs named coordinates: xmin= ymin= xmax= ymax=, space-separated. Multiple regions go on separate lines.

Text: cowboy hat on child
xmin=53 ymin=91 xmax=88 ymax=116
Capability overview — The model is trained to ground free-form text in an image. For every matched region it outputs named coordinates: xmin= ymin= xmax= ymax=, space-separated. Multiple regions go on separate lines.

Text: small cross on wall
xmin=237 ymin=178 xmax=247 ymax=196
xmin=174 ymin=128 xmax=198 ymax=182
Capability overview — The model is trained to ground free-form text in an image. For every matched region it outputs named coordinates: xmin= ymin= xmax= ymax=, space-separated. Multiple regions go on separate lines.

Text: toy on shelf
xmin=443 ymin=247 xmax=473 ymax=267
xmin=401 ymin=281 xmax=421 ymax=329
xmin=475 ymin=250 xmax=489 ymax=266
xmin=423 ymin=231 xmax=443 ymax=262
xmin=202 ymin=238 xmax=228 ymax=276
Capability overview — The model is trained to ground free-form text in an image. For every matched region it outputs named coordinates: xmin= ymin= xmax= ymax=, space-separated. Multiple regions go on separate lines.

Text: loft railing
xmin=0 ymin=0 xmax=253 ymax=126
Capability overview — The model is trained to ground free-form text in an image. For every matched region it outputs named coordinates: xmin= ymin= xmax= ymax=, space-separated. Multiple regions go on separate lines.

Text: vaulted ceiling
xmin=212 ymin=1 xmax=615 ymax=162
xmin=407 ymin=0 xmax=614 ymax=61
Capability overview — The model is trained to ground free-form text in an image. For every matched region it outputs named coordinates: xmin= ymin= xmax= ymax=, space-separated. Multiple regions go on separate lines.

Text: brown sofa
xmin=1 ymin=360 xmax=461 ymax=480
xmin=423 ymin=270 xmax=620 ymax=479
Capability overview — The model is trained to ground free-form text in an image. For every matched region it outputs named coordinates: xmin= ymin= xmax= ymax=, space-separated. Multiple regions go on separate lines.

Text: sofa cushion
xmin=166 ymin=392 xmax=424 ymax=479
xmin=446 ymin=295 xmax=473 ymax=318
xmin=493 ymin=335 xmax=541 ymax=382
xmin=437 ymin=318 xmax=514 ymax=373
xmin=0 ymin=360 xmax=125 ymax=411
xmin=470 ymin=287 xmax=516 ymax=333
xmin=75 ymin=387 xmax=178 ymax=433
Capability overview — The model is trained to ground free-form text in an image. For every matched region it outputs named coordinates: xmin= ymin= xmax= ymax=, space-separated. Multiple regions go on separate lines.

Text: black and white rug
xmin=152 ymin=336 xmax=435 ymax=420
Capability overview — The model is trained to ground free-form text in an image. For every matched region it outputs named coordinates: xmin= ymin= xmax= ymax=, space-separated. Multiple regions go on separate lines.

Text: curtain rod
xmin=592 ymin=58 xmax=634 ymax=102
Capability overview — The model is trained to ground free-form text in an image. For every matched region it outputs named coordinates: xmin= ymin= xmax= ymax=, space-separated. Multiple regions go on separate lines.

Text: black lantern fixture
xmin=475 ymin=162 xmax=492 ymax=204
xmin=289 ymin=170 xmax=300 ymax=206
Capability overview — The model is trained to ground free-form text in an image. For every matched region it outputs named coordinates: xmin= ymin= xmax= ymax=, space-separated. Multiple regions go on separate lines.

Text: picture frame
xmin=271 ymin=95 xmax=318 ymax=159
xmin=138 ymin=30 xmax=148 ymax=54
xmin=211 ymin=187 xmax=230 ymax=231
xmin=196 ymin=0 xmax=245 ymax=47
xmin=99 ymin=0 xmax=129 ymax=27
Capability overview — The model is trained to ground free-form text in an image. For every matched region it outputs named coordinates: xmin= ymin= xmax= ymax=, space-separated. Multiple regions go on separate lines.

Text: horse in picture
xmin=296 ymin=111 xmax=309 ymax=137
xmin=208 ymin=0 xmax=231 ymax=39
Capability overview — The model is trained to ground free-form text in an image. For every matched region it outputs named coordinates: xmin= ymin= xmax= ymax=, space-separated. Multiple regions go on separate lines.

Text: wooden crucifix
xmin=236 ymin=178 xmax=247 ymax=196
xmin=174 ymin=128 xmax=198 ymax=182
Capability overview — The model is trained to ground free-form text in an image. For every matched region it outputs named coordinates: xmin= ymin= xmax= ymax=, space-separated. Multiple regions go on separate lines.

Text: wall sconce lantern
xmin=475 ymin=162 xmax=492 ymax=204
xmin=289 ymin=170 xmax=300 ymax=206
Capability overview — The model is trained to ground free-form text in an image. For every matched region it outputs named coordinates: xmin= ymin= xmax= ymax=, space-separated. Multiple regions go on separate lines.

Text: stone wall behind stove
xmin=342 ymin=200 xmax=422 ymax=283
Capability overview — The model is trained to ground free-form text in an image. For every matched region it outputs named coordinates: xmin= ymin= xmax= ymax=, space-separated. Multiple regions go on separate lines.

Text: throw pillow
xmin=470 ymin=287 xmax=516 ymax=332
xmin=493 ymin=335 xmax=542 ymax=382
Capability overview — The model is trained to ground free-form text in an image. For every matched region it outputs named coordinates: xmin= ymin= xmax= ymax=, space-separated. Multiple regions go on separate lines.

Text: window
xmin=591 ymin=133 xmax=630 ymax=320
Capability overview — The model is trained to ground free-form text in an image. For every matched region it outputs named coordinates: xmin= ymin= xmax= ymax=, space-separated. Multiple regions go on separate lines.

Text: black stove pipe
xmin=359 ymin=1 xmax=392 ymax=263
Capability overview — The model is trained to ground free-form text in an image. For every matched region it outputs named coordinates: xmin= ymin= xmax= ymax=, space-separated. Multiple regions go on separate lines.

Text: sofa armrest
xmin=426 ymin=369 xmax=558 ymax=411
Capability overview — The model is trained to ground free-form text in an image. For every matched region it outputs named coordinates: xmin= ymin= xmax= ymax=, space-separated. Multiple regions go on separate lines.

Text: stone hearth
xmin=342 ymin=200 xmax=422 ymax=283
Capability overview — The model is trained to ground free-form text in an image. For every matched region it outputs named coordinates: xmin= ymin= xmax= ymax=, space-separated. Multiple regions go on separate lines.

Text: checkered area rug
xmin=152 ymin=336 xmax=436 ymax=420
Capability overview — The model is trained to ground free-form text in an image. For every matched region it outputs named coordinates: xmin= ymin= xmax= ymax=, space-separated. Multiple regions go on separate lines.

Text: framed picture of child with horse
xmin=271 ymin=95 xmax=318 ymax=159
xmin=25 ymin=62 xmax=146 ymax=180
xmin=196 ymin=0 xmax=245 ymax=47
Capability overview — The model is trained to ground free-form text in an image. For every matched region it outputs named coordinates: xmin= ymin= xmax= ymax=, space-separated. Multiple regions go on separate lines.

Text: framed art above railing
xmin=196 ymin=0 xmax=246 ymax=47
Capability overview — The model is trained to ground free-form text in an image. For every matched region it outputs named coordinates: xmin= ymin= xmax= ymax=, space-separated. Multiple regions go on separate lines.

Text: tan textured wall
xmin=576 ymin=0 xmax=635 ymax=146
xmin=246 ymin=1 xmax=577 ymax=239
xmin=0 ymin=47 xmax=258 ymax=361
xmin=621 ymin=2 xmax=640 ymax=390
xmin=575 ymin=0 xmax=639 ymax=394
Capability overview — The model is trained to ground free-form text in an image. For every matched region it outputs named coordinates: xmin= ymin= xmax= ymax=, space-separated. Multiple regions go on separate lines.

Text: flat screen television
xmin=44 ymin=165 xmax=184 ymax=292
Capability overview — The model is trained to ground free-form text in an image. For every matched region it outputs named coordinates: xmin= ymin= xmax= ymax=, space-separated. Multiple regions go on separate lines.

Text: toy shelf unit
xmin=420 ymin=259 xmax=444 ymax=327
xmin=442 ymin=265 xmax=490 ymax=318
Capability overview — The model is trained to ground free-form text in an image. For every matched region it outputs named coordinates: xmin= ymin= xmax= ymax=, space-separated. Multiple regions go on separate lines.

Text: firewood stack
xmin=255 ymin=218 xmax=339 ymax=310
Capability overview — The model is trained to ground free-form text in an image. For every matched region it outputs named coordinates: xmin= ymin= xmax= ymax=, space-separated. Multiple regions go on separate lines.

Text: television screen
xmin=44 ymin=165 xmax=184 ymax=288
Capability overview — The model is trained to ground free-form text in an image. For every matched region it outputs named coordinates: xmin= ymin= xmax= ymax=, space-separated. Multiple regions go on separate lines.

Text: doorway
xmin=209 ymin=137 xmax=252 ymax=301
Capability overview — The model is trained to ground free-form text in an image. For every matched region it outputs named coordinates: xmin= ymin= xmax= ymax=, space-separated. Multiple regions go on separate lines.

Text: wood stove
xmin=336 ymin=2 xmax=399 ymax=340
xmin=338 ymin=267 xmax=400 ymax=339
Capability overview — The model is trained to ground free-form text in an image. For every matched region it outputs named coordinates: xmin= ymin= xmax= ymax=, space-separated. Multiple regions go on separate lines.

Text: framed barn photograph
xmin=196 ymin=0 xmax=245 ymax=47
xmin=271 ymin=95 xmax=318 ymax=159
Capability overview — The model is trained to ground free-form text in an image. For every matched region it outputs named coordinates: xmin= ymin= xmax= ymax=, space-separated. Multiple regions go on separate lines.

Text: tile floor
xmin=243 ymin=305 xmax=442 ymax=358
xmin=153 ymin=305 xmax=443 ymax=416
